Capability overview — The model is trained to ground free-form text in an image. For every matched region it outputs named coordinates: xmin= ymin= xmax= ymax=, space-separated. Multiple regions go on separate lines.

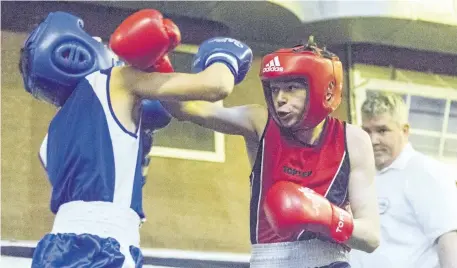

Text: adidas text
xmin=263 ymin=66 xmax=283 ymax=72
xmin=209 ymin=38 xmax=244 ymax=48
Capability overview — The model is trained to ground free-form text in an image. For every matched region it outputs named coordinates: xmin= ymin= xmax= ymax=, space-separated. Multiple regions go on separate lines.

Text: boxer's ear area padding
xmin=325 ymin=81 xmax=335 ymax=102
xmin=53 ymin=42 xmax=95 ymax=74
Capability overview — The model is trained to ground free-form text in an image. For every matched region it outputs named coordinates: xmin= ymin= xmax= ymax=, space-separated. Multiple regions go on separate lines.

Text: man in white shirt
xmin=350 ymin=92 xmax=457 ymax=268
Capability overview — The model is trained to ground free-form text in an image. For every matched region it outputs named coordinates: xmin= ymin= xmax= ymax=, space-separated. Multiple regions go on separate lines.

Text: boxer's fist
xmin=141 ymin=99 xmax=172 ymax=132
xmin=192 ymin=37 xmax=253 ymax=84
xmin=109 ymin=9 xmax=181 ymax=70
xmin=264 ymin=181 xmax=354 ymax=243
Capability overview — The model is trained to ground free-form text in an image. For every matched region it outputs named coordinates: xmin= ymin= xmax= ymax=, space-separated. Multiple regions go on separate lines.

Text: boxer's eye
xmin=286 ymin=82 xmax=304 ymax=91
xmin=271 ymin=87 xmax=280 ymax=93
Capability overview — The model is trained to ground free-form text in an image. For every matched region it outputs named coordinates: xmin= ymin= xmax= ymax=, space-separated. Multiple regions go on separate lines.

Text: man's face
xmin=270 ymin=79 xmax=308 ymax=129
xmin=362 ymin=112 xmax=409 ymax=170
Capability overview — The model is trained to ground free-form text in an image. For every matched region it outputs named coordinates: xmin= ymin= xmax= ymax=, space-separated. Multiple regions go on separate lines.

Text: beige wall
xmin=1 ymin=30 xmax=349 ymax=253
xmin=1 ymin=31 xmax=58 ymax=240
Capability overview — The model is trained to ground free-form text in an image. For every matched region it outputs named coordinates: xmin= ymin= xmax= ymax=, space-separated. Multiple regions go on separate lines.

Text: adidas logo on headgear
xmin=263 ymin=56 xmax=283 ymax=73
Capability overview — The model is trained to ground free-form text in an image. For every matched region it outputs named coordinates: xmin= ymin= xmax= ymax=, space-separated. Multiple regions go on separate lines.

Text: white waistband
xmin=250 ymin=239 xmax=348 ymax=268
xmin=51 ymin=201 xmax=141 ymax=247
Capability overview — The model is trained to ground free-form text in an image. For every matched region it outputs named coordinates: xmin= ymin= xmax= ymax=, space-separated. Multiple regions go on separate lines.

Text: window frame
xmin=148 ymin=44 xmax=226 ymax=163
xmin=350 ymin=70 xmax=457 ymax=166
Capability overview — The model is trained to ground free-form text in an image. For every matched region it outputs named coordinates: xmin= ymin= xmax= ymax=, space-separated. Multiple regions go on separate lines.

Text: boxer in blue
xmin=19 ymin=10 xmax=253 ymax=268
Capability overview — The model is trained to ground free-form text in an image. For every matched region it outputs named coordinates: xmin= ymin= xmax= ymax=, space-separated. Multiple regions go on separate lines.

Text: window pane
xmin=409 ymin=96 xmax=445 ymax=132
xmin=447 ymin=101 xmax=457 ymax=135
xmin=443 ymin=138 xmax=457 ymax=158
xmin=169 ymin=52 xmax=192 ymax=72
xmin=153 ymin=119 xmax=216 ymax=151
xmin=409 ymin=134 xmax=440 ymax=156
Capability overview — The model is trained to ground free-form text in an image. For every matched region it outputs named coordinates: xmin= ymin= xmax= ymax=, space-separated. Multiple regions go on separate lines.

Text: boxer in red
xmin=163 ymin=37 xmax=380 ymax=267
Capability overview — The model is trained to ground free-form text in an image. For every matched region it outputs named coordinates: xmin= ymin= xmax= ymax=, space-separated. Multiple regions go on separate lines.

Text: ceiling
xmin=90 ymin=1 xmax=457 ymax=55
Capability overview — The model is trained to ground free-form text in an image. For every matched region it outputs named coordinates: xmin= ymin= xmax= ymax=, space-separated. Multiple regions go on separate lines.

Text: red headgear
xmin=259 ymin=37 xmax=343 ymax=130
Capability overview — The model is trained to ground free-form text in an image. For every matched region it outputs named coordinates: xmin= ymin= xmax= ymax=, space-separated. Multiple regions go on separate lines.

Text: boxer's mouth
xmin=277 ymin=111 xmax=291 ymax=118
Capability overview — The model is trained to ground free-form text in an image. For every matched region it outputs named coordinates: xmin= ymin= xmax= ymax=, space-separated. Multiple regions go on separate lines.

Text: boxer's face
xmin=270 ymin=79 xmax=308 ymax=128
xmin=362 ymin=112 xmax=409 ymax=170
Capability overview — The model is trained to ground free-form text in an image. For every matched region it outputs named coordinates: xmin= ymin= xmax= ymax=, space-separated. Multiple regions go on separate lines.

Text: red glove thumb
xmin=163 ymin=19 xmax=181 ymax=51
xmin=144 ymin=54 xmax=174 ymax=73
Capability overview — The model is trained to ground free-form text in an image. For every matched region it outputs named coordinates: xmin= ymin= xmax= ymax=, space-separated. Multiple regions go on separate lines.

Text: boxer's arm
xmin=162 ymin=101 xmax=267 ymax=141
xmin=112 ymin=62 xmax=234 ymax=102
xmin=346 ymin=124 xmax=381 ymax=253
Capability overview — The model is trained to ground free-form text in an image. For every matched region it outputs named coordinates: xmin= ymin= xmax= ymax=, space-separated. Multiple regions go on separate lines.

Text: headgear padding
xmin=19 ymin=11 xmax=116 ymax=106
xmin=259 ymin=37 xmax=343 ymax=129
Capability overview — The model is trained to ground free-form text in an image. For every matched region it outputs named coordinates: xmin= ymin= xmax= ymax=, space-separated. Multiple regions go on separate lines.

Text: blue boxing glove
xmin=192 ymin=37 xmax=253 ymax=84
xmin=141 ymin=99 xmax=172 ymax=134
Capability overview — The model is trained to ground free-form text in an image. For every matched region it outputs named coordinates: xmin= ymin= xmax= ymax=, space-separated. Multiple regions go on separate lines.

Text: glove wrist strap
xmin=330 ymin=206 xmax=354 ymax=243
xmin=205 ymin=53 xmax=239 ymax=77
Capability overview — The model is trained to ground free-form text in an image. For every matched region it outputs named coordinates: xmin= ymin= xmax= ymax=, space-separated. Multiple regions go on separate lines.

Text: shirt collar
xmin=377 ymin=143 xmax=415 ymax=174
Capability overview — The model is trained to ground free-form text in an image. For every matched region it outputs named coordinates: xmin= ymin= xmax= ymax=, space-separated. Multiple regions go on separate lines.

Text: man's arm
xmin=162 ymin=101 xmax=268 ymax=141
xmin=346 ymin=124 xmax=381 ymax=253
xmin=438 ymin=231 xmax=457 ymax=268
xmin=112 ymin=62 xmax=235 ymax=103
xmin=437 ymin=168 xmax=457 ymax=268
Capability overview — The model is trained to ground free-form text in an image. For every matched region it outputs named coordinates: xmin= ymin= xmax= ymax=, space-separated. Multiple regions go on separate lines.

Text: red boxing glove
xmin=144 ymin=54 xmax=174 ymax=73
xmin=162 ymin=19 xmax=180 ymax=51
xmin=109 ymin=9 xmax=181 ymax=70
xmin=264 ymin=181 xmax=354 ymax=243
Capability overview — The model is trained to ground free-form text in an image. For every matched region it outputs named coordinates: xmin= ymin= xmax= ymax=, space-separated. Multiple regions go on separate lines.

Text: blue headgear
xmin=19 ymin=11 xmax=116 ymax=106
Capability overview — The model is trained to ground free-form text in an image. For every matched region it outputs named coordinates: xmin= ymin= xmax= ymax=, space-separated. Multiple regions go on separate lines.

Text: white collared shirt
xmin=350 ymin=143 xmax=457 ymax=268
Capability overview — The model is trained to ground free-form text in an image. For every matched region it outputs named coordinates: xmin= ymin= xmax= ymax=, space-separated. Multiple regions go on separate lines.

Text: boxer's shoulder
xmin=244 ymin=104 xmax=268 ymax=140
xmin=109 ymin=65 xmax=129 ymax=91
xmin=109 ymin=65 xmax=152 ymax=90
xmin=345 ymin=123 xmax=370 ymax=143
xmin=345 ymin=123 xmax=373 ymax=166
xmin=106 ymin=66 xmax=139 ymax=102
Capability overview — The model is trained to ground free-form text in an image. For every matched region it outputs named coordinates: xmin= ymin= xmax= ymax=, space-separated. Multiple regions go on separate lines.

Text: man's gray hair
xmin=361 ymin=91 xmax=408 ymax=125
